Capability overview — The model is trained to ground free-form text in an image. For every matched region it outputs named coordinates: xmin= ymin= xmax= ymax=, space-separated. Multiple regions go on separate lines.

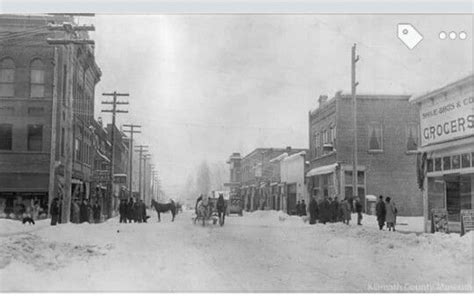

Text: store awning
xmin=306 ymin=163 xmax=338 ymax=177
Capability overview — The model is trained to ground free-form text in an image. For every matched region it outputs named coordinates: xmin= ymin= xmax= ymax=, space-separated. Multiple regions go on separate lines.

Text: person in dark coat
xmin=57 ymin=198 xmax=63 ymax=224
xmin=348 ymin=196 xmax=354 ymax=213
xmin=295 ymin=201 xmax=301 ymax=216
xmin=140 ymin=200 xmax=147 ymax=223
xmin=375 ymin=195 xmax=386 ymax=230
xmin=300 ymin=200 xmax=307 ymax=216
xmin=50 ymin=198 xmax=60 ymax=226
xmin=331 ymin=196 xmax=340 ymax=222
xmin=308 ymin=197 xmax=318 ymax=225
xmin=119 ymin=199 xmax=127 ymax=223
xmin=355 ymin=197 xmax=363 ymax=225
xmin=319 ymin=197 xmax=331 ymax=224
xmin=92 ymin=200 xmax=101 ymax=223
xmin=134 ymin=200 xmax=143 ymax=223
xmin=127 ymin=198 xmax=134 ymax=223
xmin=79 ymin=199 xmax=89 ymax=223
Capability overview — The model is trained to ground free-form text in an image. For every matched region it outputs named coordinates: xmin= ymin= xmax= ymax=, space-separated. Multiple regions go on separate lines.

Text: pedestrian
xmin=319 ymin=197 xmax=331 ymax=224
xmin=385 ymin=197 xmax=398 ymax=231
xmin=331 ymin=196 xmax=340 ymax=222
xmin=92 ymin=200 xmax=101 ymax=223
xmin=376 ymin=195 xmax=386 ymax=230
xmin=300 ymin=199 xmax=307 ymax=216
xmin=134 ymin=200 xmax=143 ymax=223
xmin=295 ymin=200 xmax=301 ymax=216
xmin=119 ymin=199 xmax=127 ymax=223
xmin=308 ymin=197 xmax=318 ymax=225
xmin=71 ymin=199 xmax=80 ymax=223
xmin=79 ymin=199 xmax=89 ymax=223
xmin=355 ymin=197 xmax=363 ymax=225
xmin=340 ymin=198 xmax=351 ymax=225
xmin=140 ymin=200 xmax=147 ymax=223
xmin=49 ymin=198 xmax=60 ymax=226
xmin=348 ymin=196 xmax=354 ymax=213
xmin=127 ymin=198 xmax=134 ymax=223
xmin=32 ymin=201 xmax=40 ymax=221
xmin=58 ymin=198 xmax=63 ymax=224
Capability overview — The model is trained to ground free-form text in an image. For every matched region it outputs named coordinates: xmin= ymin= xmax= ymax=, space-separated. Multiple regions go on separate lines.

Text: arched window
xmin=0 ymin=58 xmax=15 ymax=97
xmin=30 ymin=58 xmax=45 ymax=98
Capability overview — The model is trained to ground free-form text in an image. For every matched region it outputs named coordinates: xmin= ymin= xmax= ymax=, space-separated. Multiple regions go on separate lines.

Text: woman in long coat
xmin=340 ymin=198 xmax=351 ymax=225
xmin=308 ymin=197 xmax=318 ymax=224
xmin=385 ymin=197 xmax=397 ymax=231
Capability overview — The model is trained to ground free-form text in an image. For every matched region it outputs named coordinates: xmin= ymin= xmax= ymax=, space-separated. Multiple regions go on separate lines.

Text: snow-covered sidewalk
xmin=0 ymin=210 xmax=472 ymax=292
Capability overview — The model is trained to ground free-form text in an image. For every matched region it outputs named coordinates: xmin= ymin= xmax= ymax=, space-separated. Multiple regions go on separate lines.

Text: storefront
xmin=0 ymin=173 xmax=49 ymax=219
xmin=410 ymin=74 xmax=474 ymax=232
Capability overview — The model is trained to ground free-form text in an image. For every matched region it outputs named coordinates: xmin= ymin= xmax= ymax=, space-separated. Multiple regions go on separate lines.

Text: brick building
xmin=0 ymin=14 xmax=101 ymax=218
xmin=307 ymin=92 xmax=422 ymax=216
xmin=239 ymin=147 xmax=306 ymax=212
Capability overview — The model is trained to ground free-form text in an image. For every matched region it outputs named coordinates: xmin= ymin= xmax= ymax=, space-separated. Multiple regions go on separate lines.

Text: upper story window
xmin=406 ymin=123 xmax=419 ymax=152
xmin=27 ymin=124 xmax=43 ymax=151
xmin=30 ymin=59 xmax=45 ymax=98
xmin=368 ymin=122 xmax=383 ymax=152
xmin=0 ymin=58 xmax=15 ymax=97
xmin=0 ymin=124 xmax=13 ymax=150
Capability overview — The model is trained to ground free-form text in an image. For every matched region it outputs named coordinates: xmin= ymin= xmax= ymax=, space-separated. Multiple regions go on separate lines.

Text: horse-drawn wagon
xmin=193 ymin=196 xmax=226 ymax=226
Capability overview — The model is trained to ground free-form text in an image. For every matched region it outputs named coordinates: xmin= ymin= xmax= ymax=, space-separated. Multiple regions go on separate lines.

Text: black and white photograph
xmin=0 ymin=11 xmax=473 ymax=292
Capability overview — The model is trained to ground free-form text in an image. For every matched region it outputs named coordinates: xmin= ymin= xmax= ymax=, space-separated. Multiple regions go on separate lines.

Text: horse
xmin=151 ymin=199 xmax=176 ymax=222
xmin=195 ymin=200 xmax=211 ymax=226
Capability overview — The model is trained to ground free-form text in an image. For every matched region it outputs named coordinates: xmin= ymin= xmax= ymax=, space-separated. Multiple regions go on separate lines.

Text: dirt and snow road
xmin=0 ymin=210 xmax=472 ymax=292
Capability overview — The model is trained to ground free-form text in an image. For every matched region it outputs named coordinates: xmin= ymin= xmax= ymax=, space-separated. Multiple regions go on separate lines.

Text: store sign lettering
xmin=420 ymin=96 xmax=474 ymax=146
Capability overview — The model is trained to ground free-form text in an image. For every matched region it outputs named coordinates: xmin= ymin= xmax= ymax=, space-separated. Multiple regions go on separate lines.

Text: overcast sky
xmin=86 ymin=14 xmax=472 ymax=196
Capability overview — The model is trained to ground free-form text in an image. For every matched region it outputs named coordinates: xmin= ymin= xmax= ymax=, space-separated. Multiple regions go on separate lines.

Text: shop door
xmin=445 ymin=175 xmax=461 ymax=222
xmin=287 ymin=183 xmax=297 ymax=215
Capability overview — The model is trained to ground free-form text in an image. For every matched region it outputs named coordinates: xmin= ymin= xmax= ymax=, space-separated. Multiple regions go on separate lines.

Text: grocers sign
xmin=420 ymin=95 xmax=474 ymax=147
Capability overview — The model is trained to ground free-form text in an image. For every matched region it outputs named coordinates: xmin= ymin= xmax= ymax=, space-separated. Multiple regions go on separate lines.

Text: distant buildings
xmin=230 ymin=147 xmax=306 ymax=213
xmin=410 ymin=74 xmax=473 ymax=232
xmin=307 ymin=92 xmax=422 ymax=216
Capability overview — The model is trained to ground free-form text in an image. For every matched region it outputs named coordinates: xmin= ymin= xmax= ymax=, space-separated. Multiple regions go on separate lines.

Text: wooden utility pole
xmin=351 ymin=44 xmax=360 ymax=201
xmin=122 ymin=124 xmax=141 ymax=200
xmin=47 ymin=21 xmax=95 ymax=224
xmin=101 ymin=92 xmax=129 ymax=218
xmin=47 ymin=47 xmax=59 ymax=212
xmin=134 ymin=145 xmax=148 ymax=200
xmin=142 ymin=154 xmax=151 ymax=203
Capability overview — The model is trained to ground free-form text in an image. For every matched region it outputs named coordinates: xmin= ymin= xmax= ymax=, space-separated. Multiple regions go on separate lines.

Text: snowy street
xmin=0 ymin=210 xmax=472 ymax=292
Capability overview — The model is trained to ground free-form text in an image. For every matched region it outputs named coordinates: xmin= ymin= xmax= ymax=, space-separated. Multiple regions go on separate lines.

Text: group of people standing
xmin=118 ymin=198 xmax=148 ymax=223
xmin=375 ymin=195 xmax=398 ymax=231
xmin=307 ymin=196 xmax=364 ymax=226
xmin=50 ymin=197 xmax=101 ymax=226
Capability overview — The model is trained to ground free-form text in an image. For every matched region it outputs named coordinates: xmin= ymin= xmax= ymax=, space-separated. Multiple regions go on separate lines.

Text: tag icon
xmin=397 ymin=24 xmax=423 ymax=49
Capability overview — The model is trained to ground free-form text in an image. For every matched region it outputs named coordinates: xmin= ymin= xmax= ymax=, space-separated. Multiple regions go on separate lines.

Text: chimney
xmin=318 ymin=95 xmax=328 ymax=106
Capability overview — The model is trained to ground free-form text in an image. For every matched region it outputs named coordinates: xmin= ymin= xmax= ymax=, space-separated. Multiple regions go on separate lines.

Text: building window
xmin=368 ymin=123 xmax=383 ymax=151
xmin=27 ymin=124 xmax=43 ymax=151
xmin=0 ymin=124 xmax=13 ymax=150
xmin=427 ymin=158 xmax=433 ymax=172
xmin=0 ymin=58 xmax=15 ymax=97
xmin=28 ymin=107 xmax=45 ymax=116
xmin=314 ymin=132 xmax=320 ymax=158
xmin=344 ymin=170 xmax=365 ymax=200
xmin=0 ymin=107 xmax=14 ymax=116
xmin=406 ymin=124 xmax=419 ymax=152
xmin=461 ymin=153 xmax=471 ymax=168
xmin=434 ymin=157 xmax=442 ymax=171
xmin=443 ymin=156 xmax=451 ymax=171
xmin=452 ymin=155 xmax=460 ymax=169
xmin=30 ymin=59 xmax=45 ymax=98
